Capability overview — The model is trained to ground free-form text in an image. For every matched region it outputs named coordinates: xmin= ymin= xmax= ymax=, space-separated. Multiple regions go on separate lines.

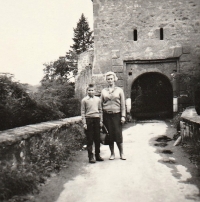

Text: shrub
xmin=0 ymin=123 xmax=85 ymax=201
xmin=0 ymin=74 xmax=63 ymax=130
xmin=172 ymin=112 xmax=182 ymax=131
xmin=35 ymin=80 xmax=81 ymax=118
xmin=0 ymin=164 xmax=38 ymax=200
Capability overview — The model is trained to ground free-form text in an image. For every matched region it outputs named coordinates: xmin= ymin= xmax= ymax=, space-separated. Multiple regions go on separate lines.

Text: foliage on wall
xmin=178 ymin=72 xmax=200 ymax=102
xmin=0 ymin=123 xmax=85 ymax=201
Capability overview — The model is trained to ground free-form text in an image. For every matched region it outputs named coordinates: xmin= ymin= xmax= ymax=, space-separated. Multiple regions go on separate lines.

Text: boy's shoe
xmin=89 ymin=158 xmax=96 ymax=163
xmin=95 ymin=155 xmax=104 ymax=161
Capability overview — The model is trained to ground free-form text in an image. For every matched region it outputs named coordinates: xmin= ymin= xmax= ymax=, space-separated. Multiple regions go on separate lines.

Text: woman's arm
xmin=120 ymin=88 xmax=126 ymax=117
xmin=100 ymin=89 xmax=104 ymax=107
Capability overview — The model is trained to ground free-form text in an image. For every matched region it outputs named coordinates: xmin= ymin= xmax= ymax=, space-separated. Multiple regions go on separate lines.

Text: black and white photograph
xmin=1 ymin=0 xmax=200 ymax=201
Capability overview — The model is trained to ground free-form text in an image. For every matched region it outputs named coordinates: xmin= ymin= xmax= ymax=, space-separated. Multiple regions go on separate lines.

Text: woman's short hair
xmin=105 ymin=71 xmax=118 ymax=81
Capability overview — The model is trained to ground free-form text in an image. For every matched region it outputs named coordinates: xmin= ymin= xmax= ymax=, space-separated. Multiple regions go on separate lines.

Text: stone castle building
xmin=76 ymin=0 xmax=200 ymax=118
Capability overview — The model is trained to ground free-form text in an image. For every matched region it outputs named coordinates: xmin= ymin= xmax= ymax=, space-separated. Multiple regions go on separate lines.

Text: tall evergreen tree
xmin=41 ymin=14 xmax=93 ymax=84
xmin=64 ymin=13 xmax=93 ymax=78
xmin=70 ymin=13 xmax=93 ymax=54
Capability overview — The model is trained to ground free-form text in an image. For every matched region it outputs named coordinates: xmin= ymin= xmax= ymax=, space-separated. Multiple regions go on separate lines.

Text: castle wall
xmin=75 ymin=50 xmax=93 ymax=100
xmin=92 ymin=0 xmax=200 ymax=104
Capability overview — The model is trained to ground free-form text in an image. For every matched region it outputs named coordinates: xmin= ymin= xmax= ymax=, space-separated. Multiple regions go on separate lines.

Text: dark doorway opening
xmin=131 ymin=72 xmax=173 ymax=119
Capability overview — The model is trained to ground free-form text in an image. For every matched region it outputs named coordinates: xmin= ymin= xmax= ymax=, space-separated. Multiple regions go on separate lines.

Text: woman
xmin=101 ymin=71 xmax=126 ymax=160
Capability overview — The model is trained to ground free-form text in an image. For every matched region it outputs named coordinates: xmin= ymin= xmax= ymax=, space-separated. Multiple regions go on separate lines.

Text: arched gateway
xmin=131 ymin=72 xmax=173 ymax=119
xmin=123 ymin=59 xmax=178 ymax=119
xmin=75 ymin=0 xmax=200 ymax=115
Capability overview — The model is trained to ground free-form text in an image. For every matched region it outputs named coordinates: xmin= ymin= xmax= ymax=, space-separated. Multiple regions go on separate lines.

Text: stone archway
xmin=131 ymin=72 xmax=173 ymax=119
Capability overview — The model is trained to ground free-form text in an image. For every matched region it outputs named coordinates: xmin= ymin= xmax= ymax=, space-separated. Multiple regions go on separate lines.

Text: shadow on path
xmin=33 ymin=150 xmax=88 ymax=202
xmin=149 ymin=120 xmax=200 ymax=201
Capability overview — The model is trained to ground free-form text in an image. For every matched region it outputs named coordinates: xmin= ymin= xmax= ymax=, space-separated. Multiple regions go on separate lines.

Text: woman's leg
xmin=109 ymin=142 xmax=115 ymax=160
xmin=103 ymin=113 xmax=115 ymax=160
xmin=116 ymin=142 xmax=126 ymax=160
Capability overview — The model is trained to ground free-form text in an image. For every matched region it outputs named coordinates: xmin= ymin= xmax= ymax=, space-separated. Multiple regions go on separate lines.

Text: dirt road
xmin=34 ymin=120 xmax=200 ymax=202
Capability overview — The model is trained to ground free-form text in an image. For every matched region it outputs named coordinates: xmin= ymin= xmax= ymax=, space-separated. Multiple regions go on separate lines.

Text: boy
xmin=81 ymin=84 xmax=104 ymax=163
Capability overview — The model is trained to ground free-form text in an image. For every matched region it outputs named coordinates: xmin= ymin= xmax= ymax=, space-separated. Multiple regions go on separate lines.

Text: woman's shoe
xmin=120 ymin=154 xmax=126 ymax=160
xmin=109 ymin=154 xmax=115 ymax=160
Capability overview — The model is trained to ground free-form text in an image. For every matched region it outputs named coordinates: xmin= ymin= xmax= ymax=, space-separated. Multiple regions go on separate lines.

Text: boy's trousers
xmin=85 ymin=117 xmax=100 ymax=158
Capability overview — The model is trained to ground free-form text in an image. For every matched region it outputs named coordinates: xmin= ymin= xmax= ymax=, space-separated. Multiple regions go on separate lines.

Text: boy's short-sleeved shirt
xmin=81 ymin=95 xmax=102 ymax=125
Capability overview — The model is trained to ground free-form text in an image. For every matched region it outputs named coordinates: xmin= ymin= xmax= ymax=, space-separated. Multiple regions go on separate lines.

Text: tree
xmin=65 ymin=49 xmax=78 ymax=77
xmin=41 ymin=49 xmax=79 ymax=84
xmin=35 ymin=80 xmax=80 ymax=118
xmin=38 ymin=14 xmax=93 ymax=119
xmin=70 ymin=13 xmax=93 ymax=54
xmin=64 ymin=13 xmax=93 ymax=77
xmin=41 ymin=56 xmax=75 ymax=84
xmin=0 ymin=74 xmax=61 ymax=130
xmin=41 ymin=14 xmax=93 ymax=84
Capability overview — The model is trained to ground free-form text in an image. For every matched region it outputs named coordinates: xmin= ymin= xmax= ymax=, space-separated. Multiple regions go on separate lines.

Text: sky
xmin=0 ymin=0 xmax=93 ymax=85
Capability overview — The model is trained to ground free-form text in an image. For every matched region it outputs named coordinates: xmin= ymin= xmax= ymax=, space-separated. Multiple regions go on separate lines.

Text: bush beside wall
xmin=0 ymin=117 xmax=85 ymax=201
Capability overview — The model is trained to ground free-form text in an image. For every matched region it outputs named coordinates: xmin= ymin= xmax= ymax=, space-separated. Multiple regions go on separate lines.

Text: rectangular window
xmin=133 ymin=29 xmax=137 ymax=41
xmin=160 ymin=28 xmax=164 ymax=40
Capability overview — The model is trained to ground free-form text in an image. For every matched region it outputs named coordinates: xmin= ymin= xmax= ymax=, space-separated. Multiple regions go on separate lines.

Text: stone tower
xmin=76 ymin=0 xmax=200 ymax=117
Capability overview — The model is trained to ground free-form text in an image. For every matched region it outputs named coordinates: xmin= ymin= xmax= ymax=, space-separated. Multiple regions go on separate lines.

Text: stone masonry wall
xmin=0 ymin=116 xmax=85 ymax=200
xmin=180 ymin=107 xmax=200 ymax=145
xmin=92 ymin=0 xmax=200 ymax=99
xmin=75 ymin=49 xmax=107 ymax=99
xmin=75 ymin=50 xmax=93 ymax=100
xmin=0 ymin=116 xmax=84 ymax=177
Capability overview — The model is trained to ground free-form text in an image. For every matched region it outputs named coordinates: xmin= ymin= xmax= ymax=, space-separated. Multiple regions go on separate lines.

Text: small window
xmin=133 ymin=29 xmax=137 ymax=41
xmin=129 ymin=72 xmax=132 ymax=76
xmin=160 ymin=28 xmax=164 ymax=40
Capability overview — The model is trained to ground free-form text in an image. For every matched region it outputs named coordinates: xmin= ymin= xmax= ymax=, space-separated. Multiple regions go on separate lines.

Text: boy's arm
xmin=81 ymin=99 xmax=86 ymax=125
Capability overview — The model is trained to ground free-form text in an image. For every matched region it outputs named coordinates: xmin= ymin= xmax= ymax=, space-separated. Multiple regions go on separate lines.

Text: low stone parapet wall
xmin=180 ymin=107 xmax=200 ymax=144
xmin=0 ymin=116 xmax=83 ymax=165
xmin=0 ymin=116 xmax=85 ymax=200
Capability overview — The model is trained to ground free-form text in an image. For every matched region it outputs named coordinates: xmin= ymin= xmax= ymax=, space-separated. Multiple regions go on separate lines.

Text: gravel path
xmin=34 ymin=120 xmax=200 ymax=202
